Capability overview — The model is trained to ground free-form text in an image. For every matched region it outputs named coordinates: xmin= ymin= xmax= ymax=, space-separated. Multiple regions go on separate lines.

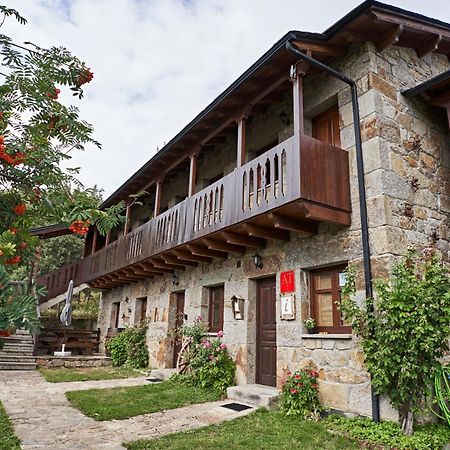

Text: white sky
xmin=6 ymin=0 xmax=450 ymax=199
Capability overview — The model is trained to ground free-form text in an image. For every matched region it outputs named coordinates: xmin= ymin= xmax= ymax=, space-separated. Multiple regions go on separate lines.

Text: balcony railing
xmin=37 ymin=135 xmax=350 ymax=302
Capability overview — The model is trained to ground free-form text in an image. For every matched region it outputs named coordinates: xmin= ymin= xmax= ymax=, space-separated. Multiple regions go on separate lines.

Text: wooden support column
xmin=154 ymin=180 xmax=162 ymax=217
xmin=291 ymin=64 xmax=305 ymax=143
xmin=188 ymin=153 xmax=198 ymax=196
xmin=105 ymin=231 xmax=111 ymax=246
xmin=91 ymin=228 xmax=98 ymax=254
xmin=123 ymin=202 xmax=131 ymax=235
xmin=236 ymin=116 xmax=247 ymax=168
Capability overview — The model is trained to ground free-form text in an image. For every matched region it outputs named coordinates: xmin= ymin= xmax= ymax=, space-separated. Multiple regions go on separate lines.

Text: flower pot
xmin=0 ymin=330 xmax=11 ymax=337
xmin=306 ymin=328 xmax=316 ymax=334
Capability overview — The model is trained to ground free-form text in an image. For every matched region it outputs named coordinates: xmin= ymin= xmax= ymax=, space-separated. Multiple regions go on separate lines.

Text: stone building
xmin=37 ymin=0 xmax=450 ymax=419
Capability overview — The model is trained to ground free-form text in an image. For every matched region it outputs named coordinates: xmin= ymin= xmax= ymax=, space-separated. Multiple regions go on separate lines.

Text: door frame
xmin=255 ymin=276 xmax=277 ymax=386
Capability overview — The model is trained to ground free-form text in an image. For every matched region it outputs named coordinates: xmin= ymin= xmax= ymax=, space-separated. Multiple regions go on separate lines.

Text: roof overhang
xmin=30 ymin=224 xmax=72 ymax=239
xmin=403 ymin=70 xmax=450 ymax=128
xmin=101 ymin=0 xmax=450 ymax=209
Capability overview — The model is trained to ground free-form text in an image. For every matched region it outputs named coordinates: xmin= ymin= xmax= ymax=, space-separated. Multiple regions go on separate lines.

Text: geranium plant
xmin=304 ymin=317 xmax=316 ymax=330
xmin=281 ymin=369 xmax=322 ymax=419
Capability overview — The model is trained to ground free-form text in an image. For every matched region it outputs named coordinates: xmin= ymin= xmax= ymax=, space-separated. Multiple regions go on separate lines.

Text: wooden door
xmin=256 ymin=277 xmax=277 ymax=386
xmin=172 ymin=292 xmax=185 ymax=368
xmin=312 ymin=105 xmax=341 ymax=147
xmin=110 ymin=302 xmax=120 ymax=329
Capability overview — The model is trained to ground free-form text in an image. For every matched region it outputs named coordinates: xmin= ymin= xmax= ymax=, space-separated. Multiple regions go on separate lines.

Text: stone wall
xmin=36 ymin=355 xmax=112 ymax=369
xmin=96 ymin=41 xmax=449 ymax=420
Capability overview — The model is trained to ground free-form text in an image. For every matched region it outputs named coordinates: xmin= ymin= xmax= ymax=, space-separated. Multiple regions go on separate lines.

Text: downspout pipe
xmin=286 ymin=40 xmax=380 ymax=423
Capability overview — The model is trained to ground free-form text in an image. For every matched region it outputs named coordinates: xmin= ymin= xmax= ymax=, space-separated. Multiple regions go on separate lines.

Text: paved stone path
xmin=0 ymin=371 xmax=254 ymax=450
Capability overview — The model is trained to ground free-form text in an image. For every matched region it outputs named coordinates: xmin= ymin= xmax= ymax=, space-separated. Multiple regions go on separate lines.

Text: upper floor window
xmin=310 ymin=265 xmax=350 ymax=334
xmin=312 ymin=105 xmax=341 ymax=147
xmin=208 ymin=285 xmax=224 ymax=332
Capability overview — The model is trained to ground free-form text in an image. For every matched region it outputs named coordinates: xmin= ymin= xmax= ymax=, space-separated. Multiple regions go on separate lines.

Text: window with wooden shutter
xmin=312 ymin=105 xmax=341 ymax=147
xmin=310 ymin=265 xmax=350 ymax=333
xmin=208 ymin=285 xmax=224 ymax=332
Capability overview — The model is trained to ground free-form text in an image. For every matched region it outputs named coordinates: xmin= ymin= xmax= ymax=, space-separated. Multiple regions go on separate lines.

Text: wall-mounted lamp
xmin=231 ymin=295 xmax=245 ymax=320
xmin=172 ymin=273 xmax=179 ymax=287
xmin=279 ymin=112 xmax=291 ymax=126
xmin=253 ymin=253 xmax=263 ymax=269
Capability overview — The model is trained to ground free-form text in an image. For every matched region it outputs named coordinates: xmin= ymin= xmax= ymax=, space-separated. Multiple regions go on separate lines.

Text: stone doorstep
xmin=149 ymin=368 xmax=177 ymax=381
xmin=197 ymin=401 xmax=256 ymax=425
xmin=227 ymin=384 xmax=279 ymax=408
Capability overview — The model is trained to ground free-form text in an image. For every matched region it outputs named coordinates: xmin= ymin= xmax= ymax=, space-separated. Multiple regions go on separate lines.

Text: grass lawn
xmin=66 ymin=381 xmax=222 ymax=421
xmin=39 ymin=366 xmax=144 ymax=383
xmin=0 ymin=401 xmax=20 ymax=450
xmin=123 ymin=409 xmax=361 ymax=450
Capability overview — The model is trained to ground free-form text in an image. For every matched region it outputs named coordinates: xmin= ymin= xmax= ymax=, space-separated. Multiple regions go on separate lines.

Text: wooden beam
xmin=135 ymin=263 xmax=164 ymax=276
xmin=91 ymin=228 xmax=98 ymax=254
xmin=376 ymin=24 xmax=403 ymax=51
xmin=105 ymin=231 xmax=111 ymax=246
xmin=105 ymin=274 xmax=129 ymax=285
xmin=291 ymin=66 xmax=304 ymax=145
xmin=151 ymin=259 xmax=184 ymax=271
xmin=244 ymin=223 xmax=290 ymax=241
xmin=139 ymin=262 xmax=172 ymax=274
xmin=416 ymin=34 xmax=442 ymax=58
xmin=236 ymin=117 xmax=246 ymax=168
xmin=293 ymin=40 xmax=345 ymax=56
xmin=187 ymin=244 xmax=227 ymax=259
xmin=204 ymin=238 xmax=245 ymax=254
xmin=173 ymin=249 xmax=212 ymax=263
xmin=121 ymin=269 xmax=146 ymax=280
xmin=268 ymin=212 xmax=317 ymax=234
xmin=221 ymin=231 xmax=265 ymax=248
xmin=130 ymin=268 xmax=154 ymax=278
xmin=298 ymin=201 xmax=351 ymax=226
xmin=163 ymin=254 xmax=198 ymax=267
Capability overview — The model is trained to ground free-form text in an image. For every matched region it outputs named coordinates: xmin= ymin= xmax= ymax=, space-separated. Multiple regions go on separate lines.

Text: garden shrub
xmin=171 ymin=316 xmax=235 ymax=395
xmin=107 ymin=322 xmax=148 ymax=368
xmin=340 ymin=248 xmax=450 ymax=434
xmin=327 ymin=415 xmax=450 ymax=450
xmin=280 ymin=369 xmax=322 ymax=420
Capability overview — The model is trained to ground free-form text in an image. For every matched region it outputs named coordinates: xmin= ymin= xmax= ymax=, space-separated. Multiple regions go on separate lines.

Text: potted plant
xmin=304 ymin=317 xmax=316 ymax=334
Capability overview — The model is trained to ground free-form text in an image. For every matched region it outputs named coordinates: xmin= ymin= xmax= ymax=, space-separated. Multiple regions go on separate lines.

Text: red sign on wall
xmin=280 ymin=270 xmax=295 ymax=293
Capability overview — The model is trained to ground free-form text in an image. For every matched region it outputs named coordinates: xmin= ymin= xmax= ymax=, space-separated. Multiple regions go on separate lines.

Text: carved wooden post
xmin=105 ymin=231 xmax=111 ymax=246
xmin=154 ymin=180 xmax=162 ymax=217
xmin=291 ymin=64 xmax=305 ymax=145
xmin=188 ymin=153 xmax=198 ymax=196
xmin=236 ymin=116 xmax=247 ymax=168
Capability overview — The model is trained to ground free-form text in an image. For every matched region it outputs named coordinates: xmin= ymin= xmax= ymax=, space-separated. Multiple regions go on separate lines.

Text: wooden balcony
xmin=36 ymin=135 xmax=350 ymax=302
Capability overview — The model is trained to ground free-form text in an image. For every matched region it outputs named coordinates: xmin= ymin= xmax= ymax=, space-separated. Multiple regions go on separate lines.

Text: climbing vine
xmin=340 ymin=248 xmax=450 ymax=434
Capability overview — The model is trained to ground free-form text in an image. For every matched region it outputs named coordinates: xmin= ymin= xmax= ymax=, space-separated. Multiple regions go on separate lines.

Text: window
xmin=208 ymin=285 xmax=224 ymax=332
xmin=110 ymin=302 xmax=120 ymax=329
xmin=136 ymin=297 xmax=147 ymax=323
xmin=312 ymin=105 xmax=341 ymax=147
xmin=310 ymin=265 xmax=350 ymax=333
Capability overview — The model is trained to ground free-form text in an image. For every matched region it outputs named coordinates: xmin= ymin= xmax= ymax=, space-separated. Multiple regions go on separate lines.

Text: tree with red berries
xmin=0 ymin=6 xmax=124 ymax=272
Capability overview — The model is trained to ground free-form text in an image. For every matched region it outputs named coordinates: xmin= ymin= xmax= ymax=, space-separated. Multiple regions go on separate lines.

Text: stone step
xmin=1 ymin=337 xmax=33 ymax=345
xmin=0 ymin=361 xmax=36 ymax=370
xmin=149 ymin=368 xmax=177 ymax=381
xmin=1 ymin=344 xmax=34 ymax=351
xmin=0 ymin=355 xmax=36 ymax=362
xmin=0 ymin=347 xmax=34 ymax=356
xmin=227 ymin=384 xmax=279 ymax=408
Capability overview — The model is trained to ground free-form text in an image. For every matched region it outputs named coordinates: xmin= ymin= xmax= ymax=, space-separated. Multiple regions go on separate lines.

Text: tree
xmin=340 ymin=248 xmax=450 ymax=435
xmin=0 ymin=5 xmax=124 ymax=271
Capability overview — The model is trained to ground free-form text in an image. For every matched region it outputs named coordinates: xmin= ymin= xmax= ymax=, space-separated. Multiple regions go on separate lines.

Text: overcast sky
xmin=7 ymin=0 xmax=450 ymax=199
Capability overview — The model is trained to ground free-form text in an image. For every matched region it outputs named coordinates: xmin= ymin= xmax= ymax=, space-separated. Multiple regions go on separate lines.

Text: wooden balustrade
xmin=36 ymin=135 xmax=350 ymax=302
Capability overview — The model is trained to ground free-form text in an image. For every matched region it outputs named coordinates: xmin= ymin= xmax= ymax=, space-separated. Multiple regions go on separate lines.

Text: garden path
xmin=0 ymin=370 xmax=251 ymax=450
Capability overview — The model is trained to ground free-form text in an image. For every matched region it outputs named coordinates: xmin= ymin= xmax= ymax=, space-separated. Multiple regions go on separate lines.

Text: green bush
xmin=327 ymin=415 xmax=450 ymax=450
xmin=107 ymin=322 xmax=148 ymax=368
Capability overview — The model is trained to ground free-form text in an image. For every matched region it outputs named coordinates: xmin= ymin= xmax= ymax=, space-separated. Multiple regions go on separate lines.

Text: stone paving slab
xmin=0 ymin=371 xmax=253 ymax=450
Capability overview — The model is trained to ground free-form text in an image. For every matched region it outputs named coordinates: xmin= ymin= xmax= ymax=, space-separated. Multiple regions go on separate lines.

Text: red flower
xmin=19 ymin=242 xmax=27 ymax=250
xmin=9 ymin=227 xmax=17 ymax=234
xmin=295 ymin=375 xmax=300 ymax=379
xmin=312 ymin=383 xmax=318 ymax=389
xmin=310 ymin=371 xmax=319 ymax=378
xmin=13 ymin=203 xmax=26 ymax=215
xmin=290 ymin=388 xmax=298 ymax=395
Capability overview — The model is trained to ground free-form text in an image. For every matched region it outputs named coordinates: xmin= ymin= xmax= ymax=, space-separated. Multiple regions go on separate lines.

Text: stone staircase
xmin=0 ymin=330 xmax=36 ymax=370
xmin=227 ymin=384 xmax=279 ymax=408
